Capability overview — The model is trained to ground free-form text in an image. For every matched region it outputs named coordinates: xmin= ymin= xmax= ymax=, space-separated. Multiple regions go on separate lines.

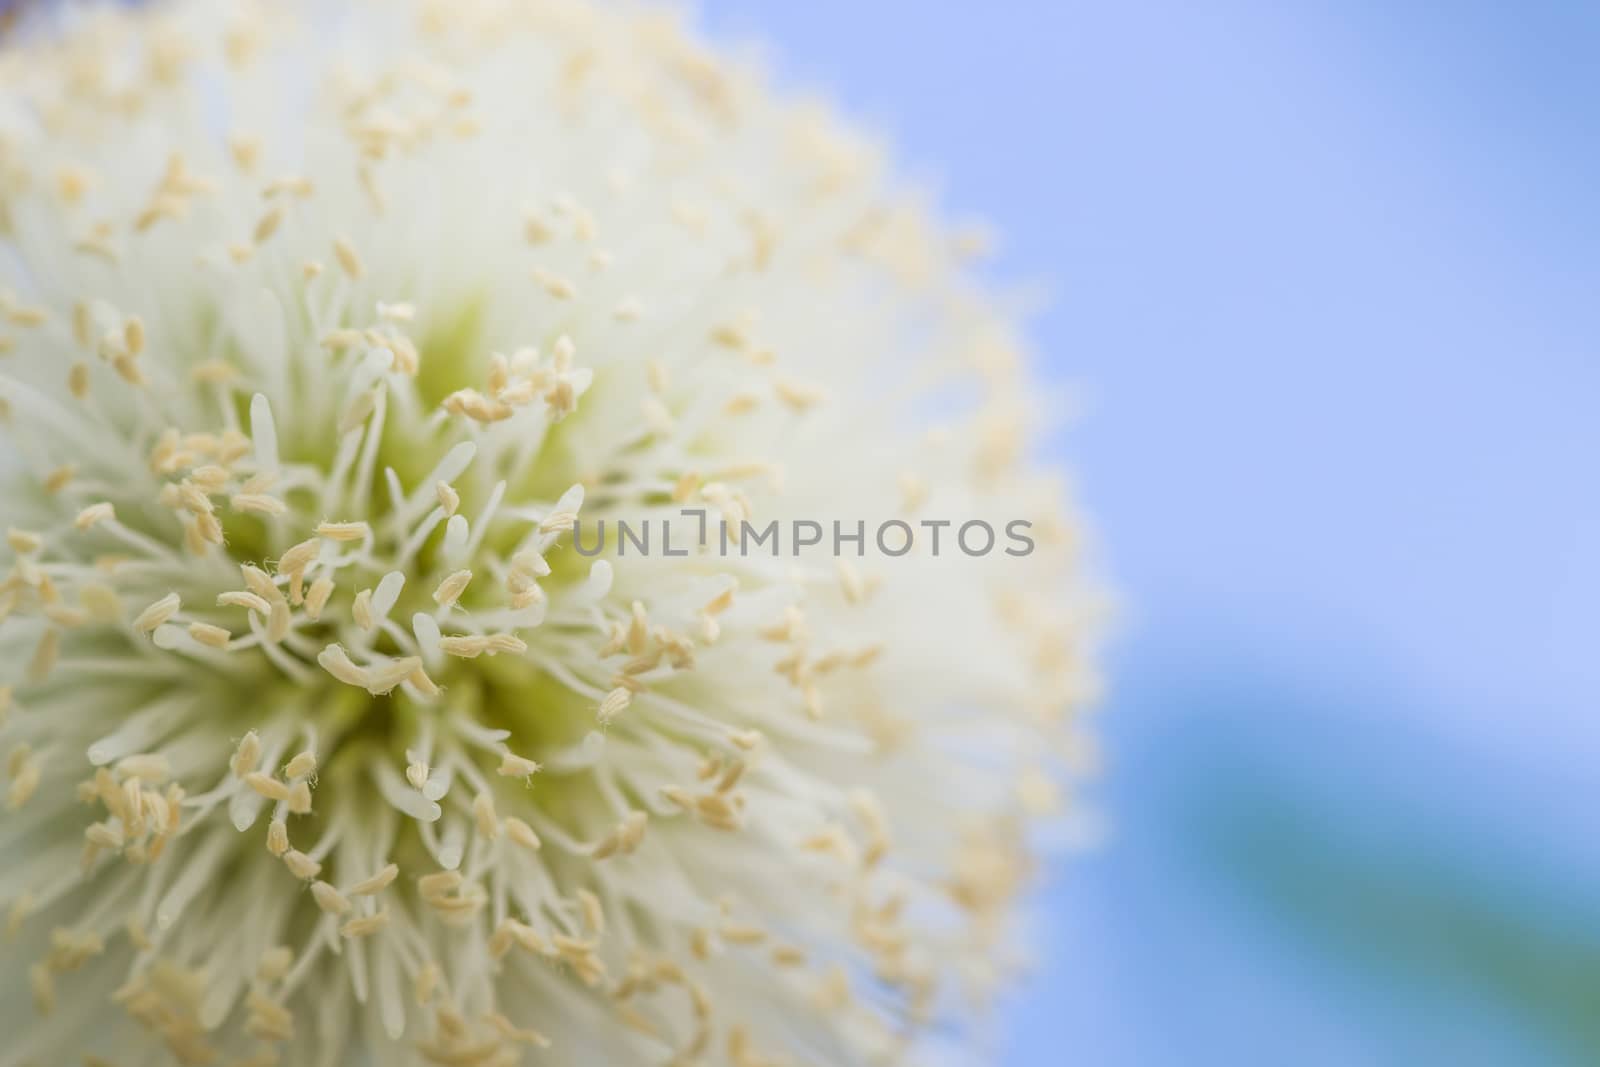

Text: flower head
xmin=0 ymin=1 xmax=1099 ymax=1064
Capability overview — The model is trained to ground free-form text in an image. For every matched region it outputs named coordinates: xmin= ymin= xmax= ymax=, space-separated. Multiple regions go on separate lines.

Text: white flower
xmin=0 ymin=1 xmax=1100 ymax=1065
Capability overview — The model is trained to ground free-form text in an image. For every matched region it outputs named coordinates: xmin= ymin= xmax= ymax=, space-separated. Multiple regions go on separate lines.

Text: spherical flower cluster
xmin=0 ymin=2 xmax=1099 ymax=1064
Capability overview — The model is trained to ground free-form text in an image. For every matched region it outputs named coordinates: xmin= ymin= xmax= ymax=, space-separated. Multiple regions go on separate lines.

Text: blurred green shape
xmin=1205 ymin=781 xmax=1600 ymax=1062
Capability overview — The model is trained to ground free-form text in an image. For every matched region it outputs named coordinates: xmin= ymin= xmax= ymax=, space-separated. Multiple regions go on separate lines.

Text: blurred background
xmin=697 ymin=2 xmax=1600 ymax=1064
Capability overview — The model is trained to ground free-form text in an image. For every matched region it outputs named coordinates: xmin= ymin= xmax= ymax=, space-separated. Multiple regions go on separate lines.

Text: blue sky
xmin=698 ymin=2 xmax=1600 ymax=1063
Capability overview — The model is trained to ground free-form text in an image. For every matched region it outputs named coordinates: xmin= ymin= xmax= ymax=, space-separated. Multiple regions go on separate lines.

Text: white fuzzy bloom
xmin=0 ymin=2 xmax=1101 ymax=1065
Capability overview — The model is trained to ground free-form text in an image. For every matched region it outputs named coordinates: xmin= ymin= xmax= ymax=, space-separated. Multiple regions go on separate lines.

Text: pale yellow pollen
xmin=442 ymin=388 xmax=513 ymax=423
xmin=627 ymin=601 xmax=650 ymax=655
xmin=218 ymin=590 xmax=272 ymax=615
xmin=775 ymin=379 xmax=825 ymax=411
xmin=132 ymin=592 xmax=181 ymax=635
xmin=646 ymin=359 xmax=669 ymax=394
xmin=282 ymin=850 xmax=321 ymax=880
xmin=332 ymin=237 xmax=364 ymax=279
xmin=30 ymin=964 xmax=54 ymax=1016
xmin=42 ymin=604 xmax=85 ymax=630
xmin=6 ymin=893 xmax=34 ymax=937
xmin=253 ymin=208 xmax=283 ymax=244
xmin=659 ymin=784 xmax=693 ymax=810
xmin=7 ymin=305 xmax=47 ymax=328
xmin=552 ymin=334 xmax=577 ymax=367
xmin=191 ymin=359 xmax=239 ymax=384
xmin=240 ymin=564 xmax=286 ymax=606
xmin=432 ymin=569 xmax=472 ymax=608
xmin=304 ymin=575 xmax=335 ymax=621
xmin=244 ymin=772 xmax=291 ymax=803
xmin=320 ymin=328 xmax=364 ymax=352
xmin=186 ymin=620 xmax=233 ymax=646
xmin=284 ymin=750 xmax=317 ymax=780
xmin=591 ymin=810 xmax=647 ymax=859
xmin=264 ymin=174 xmax=315 ymax=198
xmin=284 ymin=780 xmax=312 ymax=815
xmin=110 ymin=352 xmax=146 ymax=386
xmin=435 ymin=481 xmax=460 ymax=516
xmin=347 ymin=863 xmax=398 ymax=896
xmin=310 ymin=881 xmax=351 ymax=916
xmin=74 ymin=502 xmax=114 ymax=530
xmin=406 ymin=760 xmax=429 ymax=790
xmin=716 ymin=759 xmax=747 ymax=793
xmin=257 ymin=946 xmax=293 ymax=984
xmin=277 ymin=537 xmax=320 ymax=577
xmin=597 ymin=686 xmax=631 ymax=725
xmin=267 ymin=600 xmax=291 ymax=643
xmin=524 ymin=211 xmax=554 ymax=245
xmin=577 ymin=890 xmax=604 ymax=934
xmin=316 ymin=520 xmax=370 ymax=542
xmin=719 ymin=921 xmax=766 ymax=946
xmin=121 ymin=316 xmax=149 ymax=358
xmin=497 ymin=752 xmax=540 ymax=778
xmin=488 ymin=920 xmax=523 ymax=960
xmin=79 ymin=583 xmax=121 ymax=622
xmin=364 ymin=655 xmax=422 ymax=696
xmin=266 ymin=819 xmax=289 ymax=857
xmin=503 ymin=816 xmax=541 ymax=852
xmin=230 ymin=134 xmax=261 ymax=171
xmin=340 ymin=911 xmax=389 ymax=939
xmin=43 ymin=465 xmax=75 ymax=494
xmin=231 ymin=730 xmax=262 ymax=777
xmin=711 ymin=322 xmax=749 ymax=350
xmin=407 ymin=664 xmax=441 ymax=697
xmin=7 ymin=756 xmax=40 ymax=810
xmin=487 ymin=352 xmax=510 ymax=395
xmin=176 ymin=483 xmax=215 ymax=517
xmin=438 ymin=633 xmax=522 ymax=659
xmin=7 ymin=528 xmax=41 ymax=554
xmin=538 ymin=510 xmax=577 ymax=534
xmin=245 ymin=991 xmax=295 ymax=1042
xmin=231 ymin=492 xmax=288 ymax=516
xmin=189 ymin=464 xmax=229 ymax=489
xmin=84 ymin=821 xmax=123 ymax=850
xmin=418 ymin=870 xmax=462 ymax=900
xmin=532 ymin=268 xmax=576 ymax=299
xmin=316 ymin=643 xmax=369 ymax=688
xmin=352 ymin=588 xmax=375 ymax=630
xmin=472 ymin=791 xmax=498 ymax=839
xmin=413 ymin=963 xmax=442 ymax=1006
xmin=67 ymin=362 xmax=90 ymax=399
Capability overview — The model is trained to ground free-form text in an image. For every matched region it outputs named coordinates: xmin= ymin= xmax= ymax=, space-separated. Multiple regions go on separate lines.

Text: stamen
xmin=218 ymin=591 xmax=272 ymax=615
xmin=340 ymin=911 xmax=389 ymax=939
xmin=310 ymin=881 xmax=351 ymax=916
xmin=315 ymin=521 xmax=371 ymax=542
xmin=133 ymin=592 xmax=182 ymax=634
xmin=333 ymin=237 xmax=364 ymax=279
xmin=282 ymin=850 xmax=321 ymax=880
xmin=496 ymin=752 xmax=540 ymax=778
xmin=75 ymin=502 xmax=115 ymax=530
xmin=232 ymin=731 xmax=262 ymax=777
xmin=433 ymin=569 xmax=471 ymax=608
xmin=347 ymin=864 xmax=398 ymax=896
